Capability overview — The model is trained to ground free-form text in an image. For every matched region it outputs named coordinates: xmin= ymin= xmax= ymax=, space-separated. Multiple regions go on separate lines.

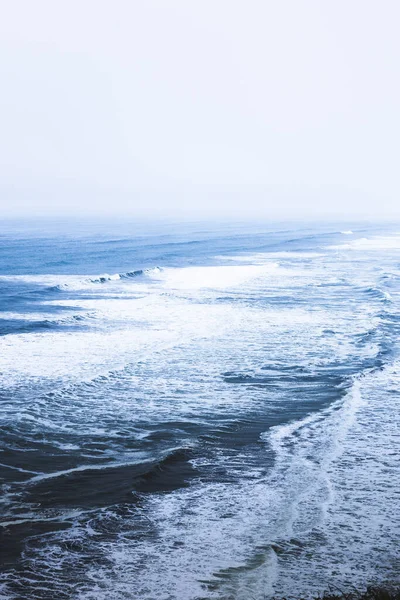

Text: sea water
xmin=0 ymin=219 xmax=399 ymax=599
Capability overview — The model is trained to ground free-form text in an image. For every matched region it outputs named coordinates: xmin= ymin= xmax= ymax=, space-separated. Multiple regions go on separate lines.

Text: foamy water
xmin=0 ymin=222 xmax=399 ymax=599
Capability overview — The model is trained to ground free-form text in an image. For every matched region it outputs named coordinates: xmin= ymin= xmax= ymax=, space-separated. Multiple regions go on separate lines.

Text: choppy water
xmin=0 ymin=220 xmax=399 ymax=599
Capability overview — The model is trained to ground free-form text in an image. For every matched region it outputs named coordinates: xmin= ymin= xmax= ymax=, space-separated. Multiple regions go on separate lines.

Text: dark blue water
xmin=0 ymin=220 xmax=399 ymax=599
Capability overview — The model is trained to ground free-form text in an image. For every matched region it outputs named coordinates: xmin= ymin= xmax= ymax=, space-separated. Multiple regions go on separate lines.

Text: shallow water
xmin=0 ymin=220 xmax=399 ymax=599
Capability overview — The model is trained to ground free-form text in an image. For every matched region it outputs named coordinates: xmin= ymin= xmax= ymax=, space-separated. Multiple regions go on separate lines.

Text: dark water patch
xmin=0 ymin=519 xmax=72 ymax=566
xmin=20 ymin=448 xmax=196 ymax=509
xmin=0 ymin=441 xmax=85 ymax=484
xmin=0 ymin=461 xmax=40 ymax=483
xmin=134 ymin=447 xmax=196 ymax=492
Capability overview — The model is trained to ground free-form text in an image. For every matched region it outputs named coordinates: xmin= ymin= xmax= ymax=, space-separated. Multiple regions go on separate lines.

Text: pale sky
xmin=0 ymin=0 xmax=399 ymax=220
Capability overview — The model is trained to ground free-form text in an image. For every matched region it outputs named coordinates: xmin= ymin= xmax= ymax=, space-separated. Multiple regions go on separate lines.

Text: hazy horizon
xmin=1 ymin=0 xmax=399 ymax=220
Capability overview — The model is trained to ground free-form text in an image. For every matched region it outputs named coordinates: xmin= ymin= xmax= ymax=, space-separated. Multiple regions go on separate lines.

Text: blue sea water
xmin=0 ymin=219 xmax=399 ymax=599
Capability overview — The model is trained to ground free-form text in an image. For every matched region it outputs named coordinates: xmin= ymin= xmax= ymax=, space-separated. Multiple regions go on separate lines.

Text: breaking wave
xmin=89 ymin=266 xmax=162 ymax=284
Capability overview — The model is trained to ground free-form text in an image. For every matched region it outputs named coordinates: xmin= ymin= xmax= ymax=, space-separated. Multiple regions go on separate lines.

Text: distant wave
xmin=0 ymin=312 xmax=95 ymax=336
xmin=329 ymin=235 xmax=400 ymax=251
xmin=46 ymin=267 xmax=163 ymax=290
xmin=89 ymin=266 xmax=162 ymax=284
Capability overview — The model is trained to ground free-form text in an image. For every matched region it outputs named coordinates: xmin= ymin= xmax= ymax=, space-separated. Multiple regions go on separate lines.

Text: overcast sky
xmin=0 ymin=0 xmax=399 ymax=220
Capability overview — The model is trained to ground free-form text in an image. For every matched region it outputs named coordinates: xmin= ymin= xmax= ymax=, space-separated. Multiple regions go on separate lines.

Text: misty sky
xmin=0 ymin=0 xmax=399 ymax=220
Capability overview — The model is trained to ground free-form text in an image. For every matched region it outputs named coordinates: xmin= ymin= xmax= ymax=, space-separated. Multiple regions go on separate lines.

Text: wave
xmin=363 ymin=286 xmax=392 ymax=302
xmin=0 ymin=312 xmax=94 ymax=336
xmin=40 ymin=267 xmax=164 ymax=291
xmin=328 ymin=235 xmax=400 ymax=251
xmin=17 ymin=447 xmax=196 ymax=510
xmin=89 ymin=267 xmax=162 ymax=285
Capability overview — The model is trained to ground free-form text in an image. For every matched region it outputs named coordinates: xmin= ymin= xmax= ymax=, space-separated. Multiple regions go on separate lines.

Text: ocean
xmin=0 ymin=219 xmax=399 ymax=599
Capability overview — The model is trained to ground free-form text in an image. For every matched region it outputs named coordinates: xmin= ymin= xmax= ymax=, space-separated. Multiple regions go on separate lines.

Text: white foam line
xmin=25 ymin=444 xmax=188 ymax=484
xmin=0 ymin=462 xmax=40 ymax=474
xmin=0 ymin=508 xmax=99 ymax=528
xmin=27 ymin=455 xmax=150 ymax=484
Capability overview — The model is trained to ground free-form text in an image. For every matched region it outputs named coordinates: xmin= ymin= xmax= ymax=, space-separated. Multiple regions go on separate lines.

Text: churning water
xmin=0 ymin=220 xmax=399 ymax=599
